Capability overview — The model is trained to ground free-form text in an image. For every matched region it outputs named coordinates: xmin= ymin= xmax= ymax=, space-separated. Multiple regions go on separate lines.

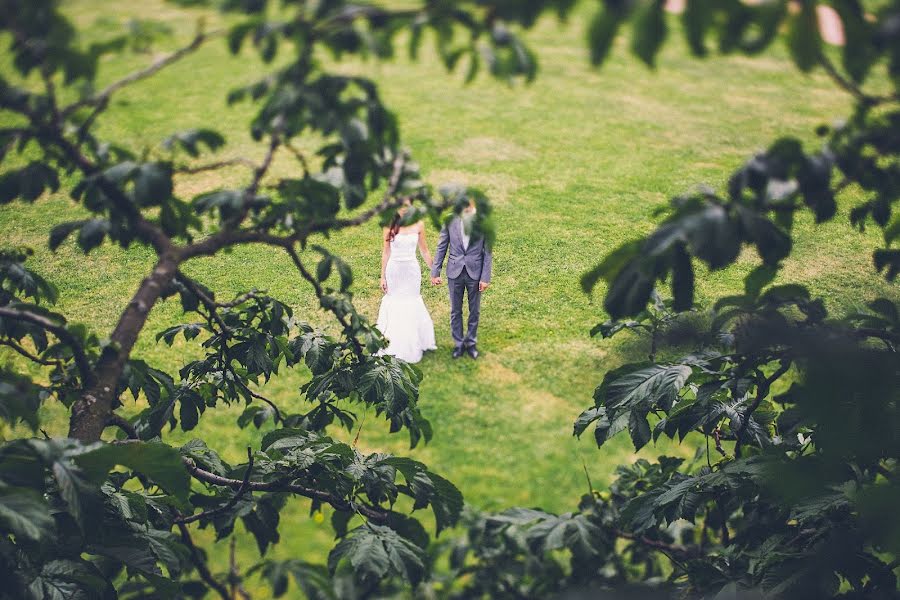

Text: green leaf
xmin=0 ymin=486 xmax=55 ymax=541
xmin=683 ymin=0 xmax=713 ymax=56
xmin=317 ymin=256 xmax=332 ymax=283
xmin=581 ymin=240 xmax=642 ymax=294
xmin=26 ymin=559 xmax=111 ymax=600
xmin=587 ymin=6 xmax=625 ymax=67
xmin=744 ymin=264 xmax=778 ymax=298
xmin=628 ymin=410 xmax=652 ymax=451
xmin=525 ymin=511 xmax=608 ymax=559
xmin=786 ymin=1 xmax=821 ymax=72
xmin=49 ymin=220 xmax=87 ymax=251
xmin=833 ymin=0 xmax=876 ymax=83
xmin=605 ymin=364 xmax=692 ymax=412
xmin=133 ymin=162 xmax=173 ymax=206
xmin=76 ymin=219 xmax=110 ymax=253
xmin=328 ymin=524 xmax=425 ymax=585
xmin=574 ymin=406 xmax=604 ymax=437
xmin=631 ymin=0 xmax=667 ymax=68
xmin=74 ymin=441 xmax=191 ymax=500
xmin=52 ymin=459 xmax=95 ymax=526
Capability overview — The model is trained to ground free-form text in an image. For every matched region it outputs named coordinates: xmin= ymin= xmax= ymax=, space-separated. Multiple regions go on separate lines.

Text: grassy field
xmin=1 ymin=0 xmax=892 ymax=588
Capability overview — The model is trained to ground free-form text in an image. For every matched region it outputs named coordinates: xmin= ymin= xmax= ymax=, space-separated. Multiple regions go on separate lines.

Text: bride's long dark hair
xmin=386 ymin=199 xmax=412 ymax=242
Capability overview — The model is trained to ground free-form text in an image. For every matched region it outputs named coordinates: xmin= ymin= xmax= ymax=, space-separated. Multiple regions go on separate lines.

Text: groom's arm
xmin=431 ymin=224 xmax=450 ymax=279
xmin=480 ymin=244 xmax=492 ymax=285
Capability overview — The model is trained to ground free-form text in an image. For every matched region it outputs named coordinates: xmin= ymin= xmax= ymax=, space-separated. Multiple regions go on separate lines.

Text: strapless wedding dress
xmin=376 ymin=233 xmax=437 ymax=363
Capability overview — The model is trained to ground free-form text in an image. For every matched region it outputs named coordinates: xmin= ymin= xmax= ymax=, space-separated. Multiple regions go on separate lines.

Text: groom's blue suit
xmin=431 ymin=216 xmax=492 ymax=350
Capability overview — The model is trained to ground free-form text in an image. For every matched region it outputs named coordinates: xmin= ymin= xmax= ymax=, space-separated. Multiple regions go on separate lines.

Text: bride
xmin=376 ymin=200 xmax=437 ymax=363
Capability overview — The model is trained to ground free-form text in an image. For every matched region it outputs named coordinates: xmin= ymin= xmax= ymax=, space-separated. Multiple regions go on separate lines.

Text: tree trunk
xmin=68 ymin=252 xmax=179 ymax=442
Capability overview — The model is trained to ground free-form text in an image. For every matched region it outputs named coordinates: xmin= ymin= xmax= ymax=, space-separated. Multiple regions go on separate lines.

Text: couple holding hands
xmin=376 ymin=199 xmax=492 ymax=363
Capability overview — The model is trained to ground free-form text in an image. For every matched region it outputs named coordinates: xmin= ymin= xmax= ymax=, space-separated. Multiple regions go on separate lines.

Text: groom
xmin=430 ymin=200 xmax=492 ymax=359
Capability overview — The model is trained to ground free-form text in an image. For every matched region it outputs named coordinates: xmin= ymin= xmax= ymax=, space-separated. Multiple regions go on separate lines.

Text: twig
xmin=818 ymin=53 xmax=884 ymax=106
xmin=215 ymin=290 xmax=266 ymax=309
xmin=183 ymin=457 xmax=389 ymax=522
xmin=61 ymin=29 xmax=220 ymax=119
xmin=177 ymin=521 xmax=230 ymax=600
xmin=248 ymin=134 xmax=280 ymax=196
xmin=177 ymin=448 xmax=255 ymax=525
xmin=0 ymin=307 xmax=95 ymax=386
xmin=176 ymin=271 xmax=230 ymax=332
xmin=176 ymin=157 xmax=258 ymax=175
xmin=0 ymin=338 xmax=60 ymax=366
xmin=735 ymin=359 xmax=792 ymax=458
xmin=105 ymin=413 xmax=138 ymax=439
xmin=229 ymin=537 xmax=252 ymax=600
xmin=614 ymin=528 xmax=693 ymax=572
xmin=239 ymin=384 xmax=283 ymax=424
xmin=283 ymin=140 xmax=310 ymax=177
xmin=178 ymin=150 xmax=416 ymax=260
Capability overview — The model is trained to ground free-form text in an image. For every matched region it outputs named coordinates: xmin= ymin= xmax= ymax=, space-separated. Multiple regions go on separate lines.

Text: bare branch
xmin=229 ymin=536 xmax=252 ymax=600
xmin=239 ymin=384 xmax=283 ymax=424
xmin=614 ymin=528 xmax=694 ymax=565
xmin=248 ymin=134 xmax=280 ymax=196
xmin=175 ymin=157 xmax=258 ymax=175
xmin=817 ymin=54 xmax=899 ymax=106
xmin=177 ymin=448 xmax=255 ymax=525
xmin=183 ymin=457 xmax=389 ymax=522
xmin=105 ymin=413 xmax=138 ymax=439
xmin=61 ymin=29 xmax=220 ymax=119
xmin=177 ymin=521 xmax=230 ymax=600
xmin=0 ymin=307 xmax=94 ymax=386
xmin=283 ymin=139 xmax=310 ymax=177
xmin=178 ymin=150 xmax=414 ymax=260
xmin=0 ymin=338 xmax=60 ymax=366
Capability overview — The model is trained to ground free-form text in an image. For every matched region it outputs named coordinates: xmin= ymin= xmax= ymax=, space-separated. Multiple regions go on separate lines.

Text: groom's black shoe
xmin=452 ymin=346 xmax=464 ymax=359
xmin=466 ymin=346 xmax=479 ymax=360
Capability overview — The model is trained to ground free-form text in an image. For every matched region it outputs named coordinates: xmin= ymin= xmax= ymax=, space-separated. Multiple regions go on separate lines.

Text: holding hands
xmin=430 ymin=276 xmax=442 ymax=286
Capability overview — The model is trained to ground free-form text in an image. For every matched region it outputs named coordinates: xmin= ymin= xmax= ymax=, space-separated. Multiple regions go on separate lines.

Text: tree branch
xmin=229 ymin=536 xmax=251 ymax=600
xmin=177 ymin=149 xmax=414 ymax=261
xmin=177 ymin=448 xmax=255 ymax=525
xmin=614 ymin=528 xmax=694 ymax=568
xmin=734 ymin=359 xmax=792 ymax=458
xmin=61 ymin=29 xmax=219 ymax=119
xmin=818 ymin=53 xmax=885 ymax=106
xmin=175 ymin=157 xmax=258 ymax=175
xmin=177 ymin=521 xmax=230 ymax=600
xmin=105 ymin=413 xmax=138 ymax=439
xmin=283 ymin=139 xmax=310 ymax=177
xmin=69 ymin=253 xmax=180 ymax=442
xmin=183 ymin=457 xmax=389 ymax=522
xmin=0 ymin=307 xmax=94 ymax=385
xmin=0 ymin=338 xmax=60 ymax=366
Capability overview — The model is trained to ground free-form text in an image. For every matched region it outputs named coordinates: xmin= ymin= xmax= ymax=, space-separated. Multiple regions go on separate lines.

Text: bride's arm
xmin=380 ymin=229 xmax=391 ymax=293
xmin=417 ymin=222 xmax=433 ymax=269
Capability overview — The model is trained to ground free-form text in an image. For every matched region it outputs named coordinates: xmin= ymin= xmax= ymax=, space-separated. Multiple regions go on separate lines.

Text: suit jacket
xmin=431 ymin=216 xmax=492 ymax=283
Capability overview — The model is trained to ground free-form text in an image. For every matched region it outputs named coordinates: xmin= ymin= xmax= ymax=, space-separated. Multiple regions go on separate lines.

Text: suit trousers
xmin=448 ymin=270 xmax=481 ymax=349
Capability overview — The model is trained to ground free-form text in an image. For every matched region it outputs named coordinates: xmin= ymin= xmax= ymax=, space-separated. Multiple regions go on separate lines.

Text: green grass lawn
xmin=1 ymin=0 xmax=892 ymax=591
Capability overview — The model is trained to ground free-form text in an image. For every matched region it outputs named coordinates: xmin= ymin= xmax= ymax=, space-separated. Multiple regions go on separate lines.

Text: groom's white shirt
xmin=459 ymin=213 xmax=474 ymax=250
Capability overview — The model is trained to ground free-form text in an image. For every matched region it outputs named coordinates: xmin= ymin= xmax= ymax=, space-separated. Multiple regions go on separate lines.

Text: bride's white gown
xmin=376 ymin=232 xmax=437 ymax=363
